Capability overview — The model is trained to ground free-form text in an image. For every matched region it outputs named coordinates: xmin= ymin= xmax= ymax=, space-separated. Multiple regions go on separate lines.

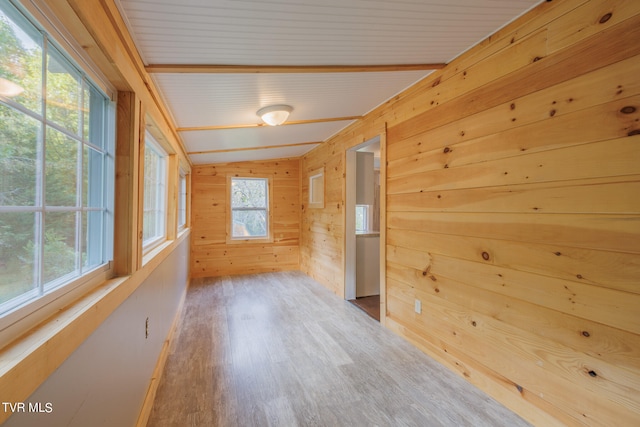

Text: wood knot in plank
xmin=628 ymin=129 xmax=640 ymax=137
xmin=481 ymin=251 xmax=490 ymax=261
xmin=599 ymin=12 xmax=612 ymax=24
xmin=582 ymin=331 xmax=591 ymax=338
xmin=620 ymin=106 xmax=636 ymax=114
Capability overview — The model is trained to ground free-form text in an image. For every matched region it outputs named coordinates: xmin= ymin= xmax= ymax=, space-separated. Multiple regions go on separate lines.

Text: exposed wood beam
xmin=145 ymin=63 xmax=446 ymax=74
xmin=188 ymin=141 xmax=320 ymax=155
xmin=177 ymin=116 xmax=362 ymax=132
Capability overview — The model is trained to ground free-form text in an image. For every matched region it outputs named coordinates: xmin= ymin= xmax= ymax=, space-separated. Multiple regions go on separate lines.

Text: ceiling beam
xmin=177 ymin=116 xmax=362 ymax=132
xmin=145 ymin=63 xmax=446 ymax=74
xmin=188 ymin=141 xmax=320 ymax=155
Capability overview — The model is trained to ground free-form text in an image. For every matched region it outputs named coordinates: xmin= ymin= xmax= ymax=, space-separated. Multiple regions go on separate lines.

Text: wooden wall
xmin=301 ymin=0 xmax=640 ymax=425
xmin=191 ymin=159 xmax=301 ymax=277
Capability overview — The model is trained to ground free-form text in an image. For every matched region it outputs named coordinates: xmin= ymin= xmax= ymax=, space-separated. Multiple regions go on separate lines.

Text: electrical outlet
xmin=414 ymin=299 xmax=422 ymax=314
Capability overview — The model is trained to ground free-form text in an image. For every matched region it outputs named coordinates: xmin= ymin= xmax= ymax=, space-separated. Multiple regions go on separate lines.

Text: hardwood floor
xmin=349 ymin=295 xmax=380 ymax=321
xmin=147 ymin=272 xmax=531 ymax=427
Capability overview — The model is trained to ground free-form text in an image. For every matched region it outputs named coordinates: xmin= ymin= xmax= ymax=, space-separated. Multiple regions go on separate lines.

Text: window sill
xmin=0 ymin=264 xmax=112 ymax=347
xmin=177 ymin=227 xmax=189 ymax=239
xmin=142 ymin=239 xmax=172 ymax=266
xmin=226 ymin=236 xmax=274 ymax=245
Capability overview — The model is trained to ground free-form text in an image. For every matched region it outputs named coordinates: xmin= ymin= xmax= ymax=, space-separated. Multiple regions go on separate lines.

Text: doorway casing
xmin=344 ymin=132 xmax=387 ymax=325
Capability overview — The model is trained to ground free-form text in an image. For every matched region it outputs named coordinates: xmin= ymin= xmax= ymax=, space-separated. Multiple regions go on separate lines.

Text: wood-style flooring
xmin=348 ymin=295 xmax=380 ymax=321
xmin=147 ymin=271 xmax=531 ymax=427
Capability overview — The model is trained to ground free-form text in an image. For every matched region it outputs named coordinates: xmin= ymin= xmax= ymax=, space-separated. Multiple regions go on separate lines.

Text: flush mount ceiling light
xmin=257 ymin=104 xmax=293 ymax=126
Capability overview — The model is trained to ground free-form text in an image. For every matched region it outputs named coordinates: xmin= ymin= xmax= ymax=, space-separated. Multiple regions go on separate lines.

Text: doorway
xmin=345 ymin=135 xmax=384 ymax=322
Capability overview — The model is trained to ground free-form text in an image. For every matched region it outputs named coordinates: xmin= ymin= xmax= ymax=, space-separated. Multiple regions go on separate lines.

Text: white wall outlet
xmin=414 ymin=299 xmax=422 ymax=314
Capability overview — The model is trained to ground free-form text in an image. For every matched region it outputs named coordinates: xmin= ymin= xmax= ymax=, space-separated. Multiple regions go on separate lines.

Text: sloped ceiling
xmin=116 ymin=0 xmax=541 ymax=165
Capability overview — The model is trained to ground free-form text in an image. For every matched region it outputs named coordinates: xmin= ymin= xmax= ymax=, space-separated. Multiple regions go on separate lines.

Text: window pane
xmin=43 ymin=211 xmax=77 ymax=285
xmin=46 ymin=46 xmax=81 ymax=136
xmin=143 ymin=208 xmax=158 ymax=243
xmin=46 ymin=125 xmax=78 ymax=206
xmin=178 ymin=174 xmax=186 ymax=228
xmin=83 ymin=145 xmax=103 ymax=208
xmin=84 ymin=83 xmax=105 ymax=148
xmin=231 ymin=178 xmax=267 ymax=208
xmin=232 ymin=210 xmax=267 ymax=237
xmin=143 ymin=138 xmax=165 ymax=246
xmin=355 ymin=205 xmax=368 ymax=232
xmin=82 ymin=210 xmax=103 ymax=270
xmin=0 ymin=5 xmax=43 ymax=114
xmin=310 ymin=174 xmax=323 ymax=204
xmin=0 ymin=103 xmax=39 ymax=206
xmin=0 ymin=212 xmax=36 ymax=304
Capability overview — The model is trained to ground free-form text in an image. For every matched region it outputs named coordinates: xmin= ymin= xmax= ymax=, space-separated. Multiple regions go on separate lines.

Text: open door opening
xmin=345 ymin=136 xmax=383 ymax=322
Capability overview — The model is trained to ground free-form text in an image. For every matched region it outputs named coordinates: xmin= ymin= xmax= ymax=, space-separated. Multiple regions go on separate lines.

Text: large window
xmin=0 ymin=2 xmax=113 ymax=315
xmin=229 ymin=177 xmax=270 ymax=239
xmin=142 ymin=132 xmax=167 ymax=249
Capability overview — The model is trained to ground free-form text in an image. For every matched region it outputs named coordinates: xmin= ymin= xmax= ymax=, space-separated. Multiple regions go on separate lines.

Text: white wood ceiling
xmin=116 ymin=0 xmax=541 ymax=165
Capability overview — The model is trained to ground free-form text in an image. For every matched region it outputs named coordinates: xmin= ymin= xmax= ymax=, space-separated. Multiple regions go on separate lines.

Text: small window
xmin=229 ymin=177 xmax=270 ymax=240
xmin=308 ymin=167 xmax=324 ymax=209
xmin=178 ymin=171 xmax=187 ymax=230
xmin=355 ymin=205 xmax=369 ymax=232
xmin=142 ymin=132 xmax=166 ymax=250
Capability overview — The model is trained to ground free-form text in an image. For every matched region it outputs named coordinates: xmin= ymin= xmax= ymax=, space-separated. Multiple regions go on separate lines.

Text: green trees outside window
xmin=230 ymin=178 xmax=269 ymax=238
xmin=0 ymin=3 xmax=112 ymax=314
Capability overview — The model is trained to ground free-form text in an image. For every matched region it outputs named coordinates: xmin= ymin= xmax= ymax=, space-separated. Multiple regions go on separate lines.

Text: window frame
xmin=308 ymin=167 xmax=324 ymax=209
xmin=226 ymin=176 xmax=273 ymax=243
xmin=0 ymin=0 xmax=115 ymax=325
xmin=142 ymin=131 xmax=168 ymax=252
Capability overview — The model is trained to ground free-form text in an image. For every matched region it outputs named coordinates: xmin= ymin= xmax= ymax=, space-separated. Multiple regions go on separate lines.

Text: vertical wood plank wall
xmin=301 ymin=0 xmax=640 ymax=425
xmin=190 ymin=159 xmax=301 ymax=277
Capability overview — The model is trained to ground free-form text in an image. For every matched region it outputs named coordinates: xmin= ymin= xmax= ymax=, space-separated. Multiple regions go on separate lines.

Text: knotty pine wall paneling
xmin=191 ymin=159 xmax=301 ymax=277
xmin=301 ymin=0 xmax=640 ymax=425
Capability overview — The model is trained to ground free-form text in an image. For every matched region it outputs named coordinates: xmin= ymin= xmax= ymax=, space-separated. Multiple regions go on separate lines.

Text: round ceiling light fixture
xmin=257 ymin=104 xmax=293 ymax=126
